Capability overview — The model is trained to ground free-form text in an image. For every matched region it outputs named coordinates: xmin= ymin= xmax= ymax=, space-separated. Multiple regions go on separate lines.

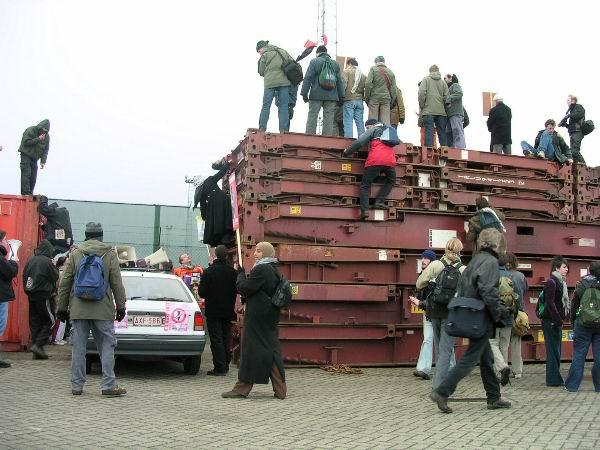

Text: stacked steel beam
xmin=225 ymin=129 xmax=600 ymax=366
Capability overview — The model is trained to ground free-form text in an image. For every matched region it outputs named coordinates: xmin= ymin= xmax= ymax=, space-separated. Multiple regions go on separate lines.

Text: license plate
xmin=132 ymin=315 xmax=165 ymax=326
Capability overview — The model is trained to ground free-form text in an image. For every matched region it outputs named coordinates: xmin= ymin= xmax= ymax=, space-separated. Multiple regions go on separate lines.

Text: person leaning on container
xmin=539 ymin=256 xmax=570 ymax=387
xmin=564 ymin=261 xmax=600 ymax=392
xmin=222 ymin=241 xmax=287 ymax=399
xmin=0 ymin=230 xmax=19 ymax=368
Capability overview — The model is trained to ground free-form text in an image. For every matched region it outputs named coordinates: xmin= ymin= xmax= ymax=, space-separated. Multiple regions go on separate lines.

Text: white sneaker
xmin=514 ymin=373 xmax=522 ymax=379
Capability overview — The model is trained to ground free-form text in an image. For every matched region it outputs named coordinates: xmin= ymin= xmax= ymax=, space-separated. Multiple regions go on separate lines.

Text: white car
xmin=86 ymin=269 xmax=206 ymax=375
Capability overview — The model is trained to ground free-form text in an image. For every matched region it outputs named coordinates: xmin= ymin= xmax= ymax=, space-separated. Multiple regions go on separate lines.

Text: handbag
xmin=445 ymin=296 xmax=487 ymax=339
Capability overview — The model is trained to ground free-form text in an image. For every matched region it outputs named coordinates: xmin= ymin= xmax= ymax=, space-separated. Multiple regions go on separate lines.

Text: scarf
xmin=552 ymin=270 xmax=570 ymax=316
xmin=253 ymin=256 xmax=279 ymax=268
xmin=480 ymin=207 xmax=507 ymax=232
xmin=351 ymin=66 xmax=362 ymax=94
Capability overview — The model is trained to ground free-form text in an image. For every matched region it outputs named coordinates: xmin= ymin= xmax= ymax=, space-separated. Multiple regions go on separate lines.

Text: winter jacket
xmin=342 ymin=66 xmax=366 ymax=101
xmin=38 ymin=196 xmax=73 ymax=254
xmin=466 ymin=208 xmax=506 ymax=250
xmin=445 ymin=82 xmax=464 ymax=117
xmin=560 ymin=103 xmax=585 ymax=134
xmin=0 ymin=250 xmax=18 ymax=303
xmin=300 ymin=53 xmax=345 ymax=102
xmin=418 ymin=72 xmax=449 ymax=116
xmin=455 ymin=248 xmax=504 ymax=325
xmin=390 ymin=88 xmax=406 ymax=127
xmin=541 ymin=274 xmax=567 ymax=326
xmin=570 ymin=275 xmax=599 ymax=323
xmin=344 ymin=124 xmax=396 ymax=167
xmin=258 ymin=45 xmax=292 ymax=89
xmin=487 ymin=102 xmax=512 ymax=145
xmin=365 ymin=64 xmax=398 ymax=105
xmin=22 ymin=240 xmax=59 ymax=299
xmin=57 ymin=239 xmax=126 ymax=320
xmin=509 ymin=269 xmax=528 ymax=312
xmin=18 ymin=119 xmax=50 ymax=163
xmin=198 ymin=259 xmax=238 ymax=319
xmin=533 ymin=130 xmax=573 ymax=164
xmin=416 ymin=255 xmax=466 ymax=319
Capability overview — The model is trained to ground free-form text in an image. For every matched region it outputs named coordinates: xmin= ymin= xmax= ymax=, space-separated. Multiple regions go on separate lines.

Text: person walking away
xmin=364 ymin=56 xmax=397 ymax=126
xmin=504 ymin=252 xmax=528 ymax=379
xmin=466 ymin=196 xmax=507 ymax=253
xmin=409 ymin=249 xmax=438 ymax=380
xmin=22 ymin=240 xmax=59 ymax=360
xmin=558 ymin=95 xmax=587 ymax=164
xmin=0 ymin=231 xmax=19 ymax=368
xmin=418 ymin=65 xmax=449 ymax=147
xmin=222 ymin=242 xmax=287 ymax=399
xmin=444 ymin=74 xmax=465 ymax=148
xmin=256 ymin=40 xmax=292 ymax=132
xmin=198 ymin=245 xmax=238 ymax=376
xmin=18 ymin=119 xmax=50 ymax=195
xmin=521 ymin=119 xmax=573 ymax=164
xmin=411 ymin=238 xmax=463 ymax=390
xmin=301 ymin=46 xmax=344 ymax=136
xmin=565 ymin=261 xmax=600 ymax=392
xmin=342 ymin=119 xmax=398 ymax=220
xmin=341 ymin=58 xmax=366 ymax=138
xmin=390 ymin=87 xmax=406 ymax=131
xmin=430 ymin=229 xmax=512 ymax=413
xmin=539 ymin=256 xmax=570 ymax=387
xmin=487 ymin=95 xmax=512 ymax=154
xmin=56 ymin=222 xmax=127 ymax=396
xmin=38 ymin=196 xmax=74 ymax=256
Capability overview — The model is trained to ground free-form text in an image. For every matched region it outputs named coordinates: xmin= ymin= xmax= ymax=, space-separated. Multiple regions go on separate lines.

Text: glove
xmin=0 ymin=245 xmax=7 ymax=257
xmin=116 ymin=308 xmax=126 ymax=322
xmin=302 ymin=95 xmax=309 ymax=103
xmin=342 ymin=148 xmax=352 ymax=158
xmin=56 ymin=310 xmax=70 ymax=322
xmin=399 ymin=118 xmax=405 ymax=125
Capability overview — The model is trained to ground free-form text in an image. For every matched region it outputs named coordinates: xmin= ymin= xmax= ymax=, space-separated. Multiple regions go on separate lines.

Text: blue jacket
xmin=300 ymin=53 xmax=345 ymax=102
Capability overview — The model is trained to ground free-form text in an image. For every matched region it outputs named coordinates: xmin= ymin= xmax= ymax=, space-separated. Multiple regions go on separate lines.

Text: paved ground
xmin=0 ymin=345 xmax=599 ymax=450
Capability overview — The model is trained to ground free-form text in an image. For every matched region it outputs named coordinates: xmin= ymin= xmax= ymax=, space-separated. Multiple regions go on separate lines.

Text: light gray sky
xmin=1 ymin=0 xmax=598 ymax=206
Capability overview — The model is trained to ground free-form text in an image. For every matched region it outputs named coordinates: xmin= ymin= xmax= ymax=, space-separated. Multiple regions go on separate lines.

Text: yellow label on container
xmin=290 ymin=206 xmax=301 ymax=215
xmin=341 ymin=163 xmax=352 ymax=172
xmin=291 ymin=285 xmax=299 ymax=296
xmin=537 ymin=329 xmax=573 ymax=343
xmin=411 ymin=305 xmax=423 ymax=314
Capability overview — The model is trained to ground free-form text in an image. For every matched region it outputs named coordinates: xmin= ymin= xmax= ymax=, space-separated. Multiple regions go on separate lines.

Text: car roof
xmin=120 ymin=270 xmax=180 ymax=280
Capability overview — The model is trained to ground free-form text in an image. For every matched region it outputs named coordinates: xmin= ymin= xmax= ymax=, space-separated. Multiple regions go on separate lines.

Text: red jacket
xmin=365 ymin=139 xmax=396 ymax=168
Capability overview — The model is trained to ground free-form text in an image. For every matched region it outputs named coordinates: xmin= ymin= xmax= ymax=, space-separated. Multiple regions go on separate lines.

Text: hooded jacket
xmin=418 ymin=72 xmax=449 ymax=116
xmin=301 ymin=53 xmax=345 ymax=102
xmin=0 ymin=249 xmax=19 ymax=304
xmin=57 ymin=239 xmax=126 ymax=320
xmin=365 ymin=64 xmax=398 ymax=105
xmin=571 ymin=274 xmax=600 ymax=323
xmin=533 ymin=130 xmax=573 ymax=164
xmin=22 ymin=240 xmax=59 ymax=299
xmin=18 ymin=119 xmax=50 ymax=163
xmin=445 ymin=82 xmax=464 ymax=117
xmin=38 ymin=196 xmax=73 ymax=254
xmin=258 ymin=45 xmax=292 ymax=89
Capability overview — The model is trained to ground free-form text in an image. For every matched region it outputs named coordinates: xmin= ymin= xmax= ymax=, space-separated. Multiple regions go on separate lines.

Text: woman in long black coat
xmin=222 ymin=241 xmax=287 ymax=399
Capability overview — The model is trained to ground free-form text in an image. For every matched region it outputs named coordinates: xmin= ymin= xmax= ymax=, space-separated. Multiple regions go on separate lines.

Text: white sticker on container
xmin=310 ymin=160 xmax=322 ymax=170
xmin=417 ymin=259 xmax=422 ymax=273
xmin=577 ymin=238 xmax=595 ymax=247
xmin=378 ymin=250 xmax=388 ymax=261
xmin=429 ymin=229 xmax=457 ymax=249
xmin=406 ymin=329 xmax=415 ymax=335
xmin=374 ymin=210 xmax=385 ymax=221
xmin=418 ymin=173 xmax=431 ymax=187
xmin=461 ymin=150 xmax=468 ymax=160
xmin=517 ymin=264 xmax=532 ymax=269
xmin=581 ymin=268 xmax=589 ymax=277
xmin=530 ymin=297 xmax=538 ymax=304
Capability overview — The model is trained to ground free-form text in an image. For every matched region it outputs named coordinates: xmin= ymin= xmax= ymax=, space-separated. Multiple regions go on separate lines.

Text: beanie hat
xmin=429 ymin=64 xmax=439 ymax=73
xmin=374 ymin=55 xmax=385 ymax=63
xmin=215 ymin=245 xmax=228 ymax=260
xmin=256 ymin=40 xmax=269 ymax=52
xmin=84 ymin=222 xmax=103 ymax=241
xmin=256 ymin=241 xmax=275 ymax=258
xmin=365 ymin=118 xmax=378 ymax=126
xmin=421 ymin=249 xmax=437 ymax=261
xmin=316 ymin=45 xmax=327 ymax=54
xmin=493 ymin=94 xmax=503 ymax=102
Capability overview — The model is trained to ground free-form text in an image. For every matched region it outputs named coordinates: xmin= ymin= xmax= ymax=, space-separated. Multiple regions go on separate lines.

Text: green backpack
xmin=318 ymin=56 xmax=337 ymax=91
xmin=579 ymin=287 xmax=600 ymax=328
xmin=499 ymin=275 xmax=518 ymax=312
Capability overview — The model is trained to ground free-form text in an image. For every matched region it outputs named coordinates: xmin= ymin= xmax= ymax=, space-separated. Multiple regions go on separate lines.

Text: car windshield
xmin=123 ymin=276 xmax=193 ymax=303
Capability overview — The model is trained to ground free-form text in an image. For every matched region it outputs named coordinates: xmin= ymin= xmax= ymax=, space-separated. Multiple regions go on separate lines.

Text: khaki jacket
xmin=342 ymin=66 xmax=366 ymax=101
xmin=390 ymin=88 xmax=406 ymax=126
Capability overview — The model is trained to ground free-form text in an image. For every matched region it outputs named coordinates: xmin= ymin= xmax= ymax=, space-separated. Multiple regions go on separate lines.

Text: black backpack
xmin=581 ymin=120 xmax=595 ymax=136
xmin=273 ymin=48 xmax=303 ymax=86
xmin=431 ymin=260 xmax=463 ymax=305
xmin=269 ymin=266 xmax=292 ymax=308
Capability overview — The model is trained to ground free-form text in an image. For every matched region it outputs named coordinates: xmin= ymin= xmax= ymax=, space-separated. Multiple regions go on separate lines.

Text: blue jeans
xmin=416 ymin=315 xmax=433 ymax=375
xmin=0 ymin=302 xmax=9 ymax=336
xmin=542 ymin=319 xmax=564 ymax=386
xmin=259 ymin=86 xmax=290 ymax=132
xmin=565 ymin=320 xmax=600 ymax=392
xmin=423 ymin=115 xmax=448 ymax=147
xmin=343 ymin=100 xmax=365 ymax=138
xmin=430 ymin=317 xmax=457 ymax=390
xmin=521 ymin=132 xmax=555 ymax=159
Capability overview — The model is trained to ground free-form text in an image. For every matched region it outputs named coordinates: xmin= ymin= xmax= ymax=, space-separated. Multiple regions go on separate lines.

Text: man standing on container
xmin=418 ymin=65 xmax=449 ymax=147
xmin=341 ymin=58 xmax=366 ymax=138
xmin=365 ymin=56 xmax=397 ymax=126
xmin=558 ymin=95 xmax=587 ymax=164
xmin=0 ymin=231 xmax=19 ymax=368
xmin=18 ymin=119 xmax=50 ymax=195
xmin=487 ymin=95 xmax=512 ymax=154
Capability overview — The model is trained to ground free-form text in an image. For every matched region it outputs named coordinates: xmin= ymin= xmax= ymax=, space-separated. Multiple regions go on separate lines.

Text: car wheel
xmin=183 ymin=355 xmax=201 ymax=375
xmin=85 ymin=355 xmax=94 ymax=374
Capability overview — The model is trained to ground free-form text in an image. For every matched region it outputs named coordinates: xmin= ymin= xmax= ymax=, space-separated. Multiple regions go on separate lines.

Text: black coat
xmin=236 ymin=262 xmax=285 ymax=384
xmin=541 ymin=274 xmax=567 ymax=326
xmin=487 ymin=102 xmax=512 ymax=145
xmin=560 ymin=104 xmax=585 ymax=134
xmin=38 ymin=196 xmax=73 ymax=255
xmin=0 ymin=252 xmax=19 ymax=304
xmin=198 ymin=259 xmax=237 ymax=319
xmin=193 ymin=165 xmax=234 ymax=247
xmin=22 ymin=240 xmax=59 ymax=299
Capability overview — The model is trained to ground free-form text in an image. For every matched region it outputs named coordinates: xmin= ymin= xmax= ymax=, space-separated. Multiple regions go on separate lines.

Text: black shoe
xmin=499 ymin=367 xmax=511 ymax=386
xmin=0 ymin=360 xmax=11 ymax=368
xmin=487 ymin=398 xmax=511 ymax=410
xmin=358 ymin=211 xmax=369 ymax=220
xmin=207 ymin=370 xmax=227 ymax=376
xmin=413 ymin=370 xmax=431 ymax=380
xmin=430 ymin=391 xmax=452 ymax=413
xmin=373 ymin=201 xmax=387 ymax=209
xmin=72 ymin=389 xmax=83 ymax=396
xmin=31 ymin=344 xmax=48 ymax=360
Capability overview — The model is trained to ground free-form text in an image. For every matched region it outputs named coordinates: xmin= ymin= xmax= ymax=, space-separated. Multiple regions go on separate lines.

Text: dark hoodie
xmin=22 ymin=240 xmax=59 ymax=299
xmin=38 ymin=196 xmax=73 ymax=254
xmin=18 ymin=119 xmax=51 ymax=163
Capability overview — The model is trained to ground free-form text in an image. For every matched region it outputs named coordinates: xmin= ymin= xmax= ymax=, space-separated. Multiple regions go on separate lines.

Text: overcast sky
xmin=1 ymin=0 xmax=598 ymax=206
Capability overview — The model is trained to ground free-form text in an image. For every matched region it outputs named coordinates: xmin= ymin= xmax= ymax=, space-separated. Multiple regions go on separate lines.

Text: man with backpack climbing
xmin=56 ymin=222 xmax=127 ymax=397
xmin=410 ymin=238 xmax=464 ymax=390
xmin=565 ymin=261 xmax=600 ymax=392
xmin=342 ymin=119 xmax=400 ymax=220
xmin=536 ymin=256 xmax=570 ymax=387
xmin=364 ymin=56 xmax=397 ymax=126
xmin=466 ymin=196 xmax=507 ymax=253
xmin=301 ymin=45 xmax=345 ymax=136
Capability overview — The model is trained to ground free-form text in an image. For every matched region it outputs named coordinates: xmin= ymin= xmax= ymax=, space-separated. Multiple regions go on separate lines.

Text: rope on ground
xmin=320 ymin=364 xmax=363 ymax=375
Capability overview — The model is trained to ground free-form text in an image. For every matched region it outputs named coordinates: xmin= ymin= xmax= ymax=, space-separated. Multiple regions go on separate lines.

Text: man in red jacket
xmin=343 ymin=119 xmax=397 ymax=220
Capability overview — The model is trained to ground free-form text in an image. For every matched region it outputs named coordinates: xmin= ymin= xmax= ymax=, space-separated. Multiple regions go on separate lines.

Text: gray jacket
xmin=300 ymin=53 xmax=345 ymax=102
xmin=446 ymin=82 xmax=464 ymax=117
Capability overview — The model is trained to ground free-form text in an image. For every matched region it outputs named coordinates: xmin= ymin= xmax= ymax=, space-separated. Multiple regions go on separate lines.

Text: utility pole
xmin=316 ymin=0 xmax=338 ymax=134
